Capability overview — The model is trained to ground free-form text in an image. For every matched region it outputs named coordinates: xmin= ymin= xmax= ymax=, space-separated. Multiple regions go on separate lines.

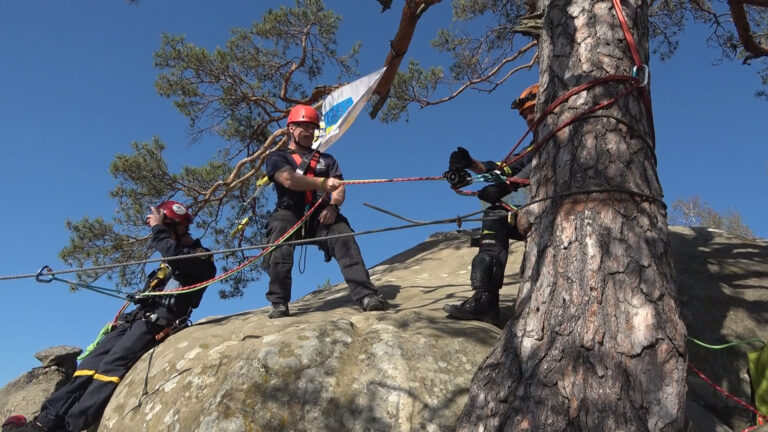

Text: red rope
xmin=159 ymin=198 xmax=325 ymax=294
xmin=500 ymin=75 xmax=641 ymax=167
xmin=501 ymin=0 xmax=658 ymax=171
xmin=611 ymin=0 xmax=655 ymax=140
xmin=611 ymin=0 xmax=643 ymax=68
xmin=687 ymin=363 xmax=768 ymax=425
xmin=502 ymin=78 xmax=642 ymax=170
xmin=115 ymin=195 xmax=326 ymax=319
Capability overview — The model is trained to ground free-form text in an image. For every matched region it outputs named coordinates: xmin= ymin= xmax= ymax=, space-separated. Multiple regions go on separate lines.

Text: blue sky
xmin=1 ymin=1 xmax=766 ymax=387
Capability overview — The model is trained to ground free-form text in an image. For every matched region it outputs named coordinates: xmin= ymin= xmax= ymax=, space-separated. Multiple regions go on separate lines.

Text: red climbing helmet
xmin=156 ymin=200 xmax=193 ymax=225
xmin=287 ymin=105 xmax=321 ymax=127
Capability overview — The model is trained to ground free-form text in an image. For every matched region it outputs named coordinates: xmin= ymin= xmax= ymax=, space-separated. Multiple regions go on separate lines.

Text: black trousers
xmin=470 ymin=205 xmax=525 ymax=292
xmin=264 ymin=208 xmax=377 ymax=304
xmin=35 ymin=308 xmax=172 ymax=432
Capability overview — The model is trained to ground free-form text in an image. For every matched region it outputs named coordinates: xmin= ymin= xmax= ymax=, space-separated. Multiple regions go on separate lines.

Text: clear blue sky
xmin=1 ymin=1 xmax=766 ymax=387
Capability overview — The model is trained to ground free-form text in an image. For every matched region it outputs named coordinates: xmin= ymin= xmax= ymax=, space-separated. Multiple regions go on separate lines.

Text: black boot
xmin=443 ymin=290 xmax=499 ymax=323
xmin=268 ymin=303 xmax=290 ymax=319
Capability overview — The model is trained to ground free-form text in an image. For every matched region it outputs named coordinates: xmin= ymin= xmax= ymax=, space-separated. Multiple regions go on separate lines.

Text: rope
xmin=138 ymin=197 xmax=326 ymax=297
xmin=611 ymin=0 xmax=655 ymax=140
xmin=501 ymin=76 xmax=644 ymax=170
xmin=6 ymin=210 xmax=486 ymax=299
xmin=496 ymin=0 xmax=658 ymax=181
xmin=688 ymin=336 xmax=766 ymax=350
xmin=514 ymin=187 xmax=665 ymax=212
xmin=140 ymin=211 xmax=485 ymax=297
xmin=686 ymin=336 xmax=768 ymax=429
xmin=688 ymin=363 xmax=768 ymax=424
xmin=341 ymin=175 xmax=444 ymax=185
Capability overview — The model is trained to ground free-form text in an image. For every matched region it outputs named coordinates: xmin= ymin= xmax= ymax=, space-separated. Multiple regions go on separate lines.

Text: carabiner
xmin=35 ymin=265 xmax=56 ymax=283
xmin=631 ymin=64 xmax=649 ymax=87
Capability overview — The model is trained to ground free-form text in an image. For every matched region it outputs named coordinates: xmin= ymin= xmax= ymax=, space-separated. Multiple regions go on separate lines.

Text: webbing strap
xmin=290 ymin=151 xmax=321 ymax=206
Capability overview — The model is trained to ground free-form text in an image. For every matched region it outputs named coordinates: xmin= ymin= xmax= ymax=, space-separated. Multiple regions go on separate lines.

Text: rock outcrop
xmin=1 ymin=227 xmax=766 ymax=431
xmin=0 ymin=346 xmax=81 ymax=423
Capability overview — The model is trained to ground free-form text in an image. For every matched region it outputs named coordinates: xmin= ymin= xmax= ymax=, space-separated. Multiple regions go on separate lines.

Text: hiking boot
xmin=13 ymin=421 xmax=48 ymax=432
xmin=360 ymin=294 xmax=385 ymax=312
xmin=443 ymin=290 xmax=499 ymax=323
xmin=267 ymin=303 xmax=290 ymax=319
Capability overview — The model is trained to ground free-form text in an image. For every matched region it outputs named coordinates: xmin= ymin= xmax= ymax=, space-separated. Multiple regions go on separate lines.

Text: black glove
xmin=477 ymin=183 xmax=511 ymax=204
xmin=448 ymin=146 xmax=473 ymax=171
xmin=131 ymin=294 xmax=153 ymax=308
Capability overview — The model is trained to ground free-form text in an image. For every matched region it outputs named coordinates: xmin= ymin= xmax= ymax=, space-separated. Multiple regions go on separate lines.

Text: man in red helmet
xmin=262 ymin=104 xmax=385 ymax=318
xmin=442 ymin=83 xmax=538 ymax=323
xmin=22 ymin=201 xmax=216 ymax=432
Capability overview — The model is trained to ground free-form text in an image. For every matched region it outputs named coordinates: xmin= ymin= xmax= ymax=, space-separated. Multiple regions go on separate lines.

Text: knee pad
xmin=470 ymin=252 xmax=504 ymax=291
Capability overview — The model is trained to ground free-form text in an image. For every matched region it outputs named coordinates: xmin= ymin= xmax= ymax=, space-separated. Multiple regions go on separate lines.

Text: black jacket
xmin=149 ymin=224 xmax=217 ymax=312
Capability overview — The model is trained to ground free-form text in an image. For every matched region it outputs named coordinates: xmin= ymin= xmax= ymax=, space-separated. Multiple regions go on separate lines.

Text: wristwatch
xmin=328 ymin=203 xmax=340 ymax=212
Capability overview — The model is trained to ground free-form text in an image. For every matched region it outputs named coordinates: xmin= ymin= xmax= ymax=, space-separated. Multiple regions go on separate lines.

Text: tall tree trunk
xmin=457 ymin=0 xmax=688 ymax=430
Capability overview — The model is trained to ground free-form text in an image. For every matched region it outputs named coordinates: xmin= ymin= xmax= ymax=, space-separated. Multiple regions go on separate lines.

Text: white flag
xmin=313 ymin=67 xmax=386 ymax=152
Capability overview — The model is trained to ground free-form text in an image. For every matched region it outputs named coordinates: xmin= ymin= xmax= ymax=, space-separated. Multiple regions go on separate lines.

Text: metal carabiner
xmin=35 ymin=265 xmax=56 ymax=283
xmin=631 ymin=64 xmax=649 ymax=87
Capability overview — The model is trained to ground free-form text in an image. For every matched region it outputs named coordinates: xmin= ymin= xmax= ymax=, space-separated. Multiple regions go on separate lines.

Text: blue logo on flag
xmin=323 ymin=97 xmax=354 ymax=127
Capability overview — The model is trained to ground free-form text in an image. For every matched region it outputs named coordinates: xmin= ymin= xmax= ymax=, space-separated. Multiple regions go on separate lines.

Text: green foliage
xmin=61 ymin=138 xmax=271 ymax=297
xmin=381 ymin=0 xmax=532 ymax=122
xmin=61 ymin=0 xmax=363 ymax=298
xmin=381 ymin=0 xmax=768 ymax=121
xmin=670 ymin=196 xmax=756 ymax=239
xmin=378 ymin=60 xmax=444 ymax=122
xmin=61 ymin=0 xmax=768 ymax=298
xmin=316 ymin=278 xmax=333 ymax=291
xmin=153 ymin=0 xmax=359 ymax=146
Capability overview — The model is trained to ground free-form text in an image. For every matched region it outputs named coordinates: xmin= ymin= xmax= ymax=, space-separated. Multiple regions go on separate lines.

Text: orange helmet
xmin=287 ymin=105 xmax=321 ymax=127
xmin=156 ymin=201 xmax=193 ymax=225
xmin=511 ymin=83 xmax=539 ymax=113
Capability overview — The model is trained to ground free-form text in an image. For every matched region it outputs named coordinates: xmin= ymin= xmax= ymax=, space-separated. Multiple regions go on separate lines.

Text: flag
xmin=313 ymin=67 xmax=386 ymax=152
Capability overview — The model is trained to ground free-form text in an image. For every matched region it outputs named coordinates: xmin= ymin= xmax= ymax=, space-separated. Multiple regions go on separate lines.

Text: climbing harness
xmin=141 ymin=264 xmax=172 ymax=295
xmin=290 ymin=149 xmax=321 ymax=207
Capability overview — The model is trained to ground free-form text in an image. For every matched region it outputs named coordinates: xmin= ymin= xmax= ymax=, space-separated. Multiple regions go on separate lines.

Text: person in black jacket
xmin=23 ymin=200 xmax=216 ymax=432
xmin=442 ymin=83 xmax=538 ymax=323
xmin=262 ymin=104 xmax=385 ymax=319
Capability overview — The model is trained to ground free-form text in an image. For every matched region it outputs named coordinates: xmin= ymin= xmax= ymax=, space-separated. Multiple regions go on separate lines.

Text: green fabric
xmin=77 ymin=322 xmax=113 ymax=361
xmin=748 ymin=344 xmax=768 ymax=423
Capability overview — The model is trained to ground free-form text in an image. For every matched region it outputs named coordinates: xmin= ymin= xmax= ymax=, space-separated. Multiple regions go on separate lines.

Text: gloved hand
xmin=477 ymin=183 xmax=511 ymax=204
xmin=448 ymin=146 xmax=473 ymax=171
xmin=476 ymin=170 xmax=506 ymax=184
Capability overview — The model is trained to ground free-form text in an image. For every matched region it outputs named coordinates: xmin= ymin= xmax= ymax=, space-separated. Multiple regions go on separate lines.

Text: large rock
xmin=674 ymin=227 xmax=768 ymax=430
xmin=0 ymin=345 xmax=81 ymax=422
xmin=99 ymin=231 xmax=519 ymax=432
xmin=2 ymin=227 xmax=767 ymax=431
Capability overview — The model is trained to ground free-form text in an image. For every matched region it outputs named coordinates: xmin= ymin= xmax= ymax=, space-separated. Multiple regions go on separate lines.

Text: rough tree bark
xmin=457 ymin=1 xmax=688 ymax=431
